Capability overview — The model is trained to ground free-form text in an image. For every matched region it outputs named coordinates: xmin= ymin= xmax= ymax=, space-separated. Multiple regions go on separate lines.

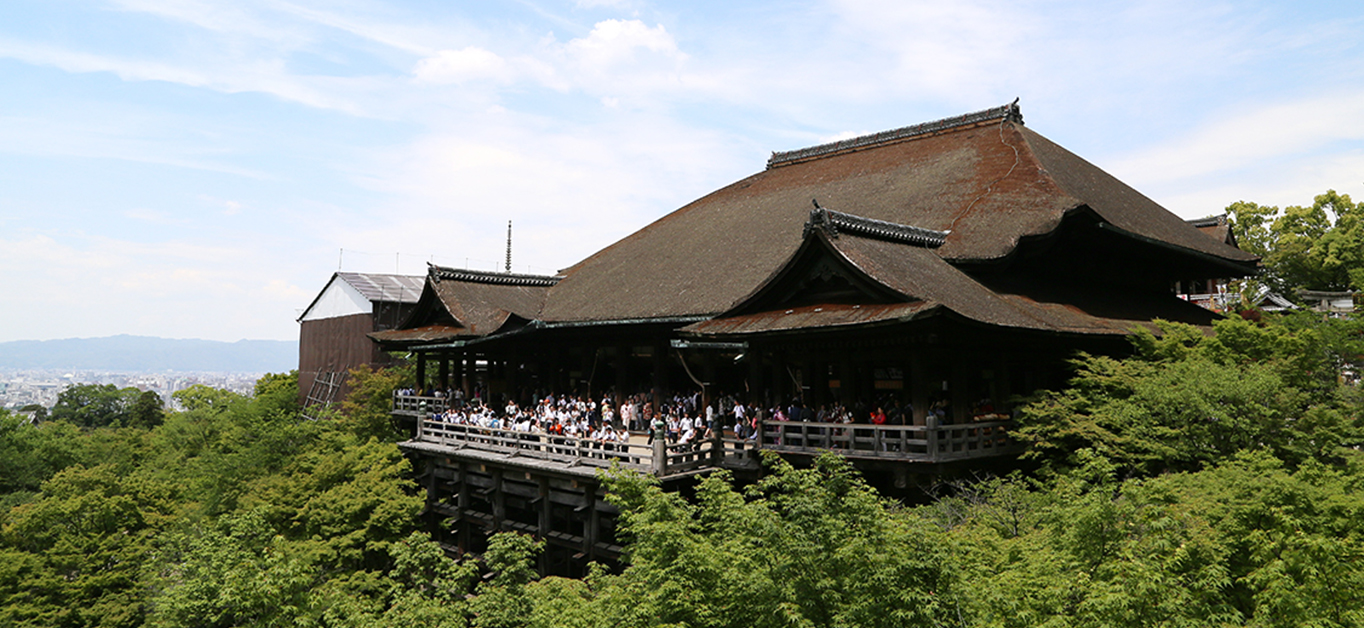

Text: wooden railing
xmin=757 ymin=419 xmax=1017 ymax=461
xmin=414 ymin=417 xmax=728 ymax=477
xmin=398 ymin=394 xmax=1016 ymax=469
xmin=393 ymin=393 xmax=449 ymax=415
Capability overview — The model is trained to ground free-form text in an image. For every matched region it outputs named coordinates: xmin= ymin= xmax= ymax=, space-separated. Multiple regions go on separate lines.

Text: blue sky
xmin=2 ymin=0 xmax=1363 ymax=343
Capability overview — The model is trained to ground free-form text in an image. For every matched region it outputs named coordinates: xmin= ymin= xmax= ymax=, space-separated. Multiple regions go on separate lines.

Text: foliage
xmin=148 ymin=510 xmax=314 ymax=628
xmin=1015 ymin=317 xmax=1362 ymax=475
xmin=50 ymin=383 xmax=144 ymax=429
xmin=932 ymin=450 xmax=1364 ymax=627
xmin=128 ymin=391 xmax=165 ymax=429
xmin=171 ymin=384 xmax=245 ymax=413
xmin=252 ymin=370 xmax=300 ymax=420
xmin=557 ymin=453 xmax=960 ymax=628
xmin=3 ymin=348 xmax=1364 ymax=628
xmin=0 ymin=464 xmax=179 ymax=628
xmin=0 ymin=410 xmax=82 ymax=499
xmin=337 ymin=364 xmax=411 ymax=442
xmin=1227 ymin=190 xmax=1364 ymax=293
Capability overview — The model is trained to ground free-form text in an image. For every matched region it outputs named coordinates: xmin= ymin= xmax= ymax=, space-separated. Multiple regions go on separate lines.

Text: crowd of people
xmin=401 ymin=385 xmax=1011 ymax=454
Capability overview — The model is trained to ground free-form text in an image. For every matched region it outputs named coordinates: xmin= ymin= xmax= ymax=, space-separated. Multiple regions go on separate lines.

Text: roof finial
xmin=505 ymin=220 xmax=512 ymax=273
xmin=1006 ymin=97 xmax=1023 ymax=124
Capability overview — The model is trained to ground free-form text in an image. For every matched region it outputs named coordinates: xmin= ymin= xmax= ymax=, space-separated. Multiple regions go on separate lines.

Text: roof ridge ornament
xmin=803 ymin=199 xmax=948 ymax=248
xmin=427 ymin=262 xmax=561 ymax=286
xmin=768 ymin=100 xmax=1024 ymax=169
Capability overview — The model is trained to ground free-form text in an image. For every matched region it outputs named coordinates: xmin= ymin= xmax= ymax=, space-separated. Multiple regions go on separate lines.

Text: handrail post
xmin=927 ymin=415 xmax=939 ymax=462
xmin=651 ymin=428 xmax=667 ymax=476
xmin=710 ymin=424 xmax=723 ymax=468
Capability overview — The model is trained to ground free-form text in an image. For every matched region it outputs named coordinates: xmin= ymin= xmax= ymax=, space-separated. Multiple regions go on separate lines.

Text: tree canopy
xmin=1227 ymin=189 xmax=1364 ymax=294
xmin=4 ymin=310 xmax=1364 ymax=628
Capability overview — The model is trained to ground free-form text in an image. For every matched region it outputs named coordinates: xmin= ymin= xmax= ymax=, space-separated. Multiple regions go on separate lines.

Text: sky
xmin=2 ymin=0 xmax=1363 ymax=343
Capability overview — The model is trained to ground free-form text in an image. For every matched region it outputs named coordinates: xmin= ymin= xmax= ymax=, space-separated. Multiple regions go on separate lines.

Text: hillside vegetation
xmin=4 ymin=309 xmax=1363 ymax=627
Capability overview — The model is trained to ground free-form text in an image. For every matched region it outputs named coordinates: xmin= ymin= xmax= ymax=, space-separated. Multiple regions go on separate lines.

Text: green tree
xmin=1227 ymin=189 xmax=1364 ymax=294
xmin=0 ymin=411 xmax=82 ymax=508
xmin=171 ymin=384 xmax=245 ymax=413
xmin=128 ymin=391 xmax=165 ymax=429
xmin=50 ymin=384 xmax=142 ymax=429
xmin=252 ymin=371 xmax=299 ymax=420
xmin=1015 ymin=316 xmax=1357 ymax=475
xmin=148 ymin=510 xmax=315 ymax=628
xmin=557 ymin=454 xmax=960 ymax=628
xmin=337 ymin=364 xmax=411 ymax=442
xmin=0 ymin=464 xmax=179 ymax=628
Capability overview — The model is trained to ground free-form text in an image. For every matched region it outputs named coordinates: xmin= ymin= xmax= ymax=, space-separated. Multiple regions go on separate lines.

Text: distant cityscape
xmin=1 ymin=368 xmax=268 ymax=412
xmin=0 ymin=335 xmax=296 ymax=413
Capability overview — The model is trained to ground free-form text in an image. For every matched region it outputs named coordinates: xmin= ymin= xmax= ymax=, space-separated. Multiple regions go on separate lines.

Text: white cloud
xmin=564 ymin=19 xmax=682 ymax=66
xmin=412 ymin=46 xmax=509 ymax=83
xmin=0 ymin=231 xmax=308 ymax=341
xmin=110 ymin=0 xmax=306 ymax=44
xmin=575 ymin=0 xmax=634 ymax=8
xmin=0 ymin=37 xmax=371 ymax=114
xmin=334 ymin=107 xmax=752 ymax=277
xmin=124 ymin=208 xmax=178 ymax=224
xmin=1109 ymin=90 xmax=1364 ymax=186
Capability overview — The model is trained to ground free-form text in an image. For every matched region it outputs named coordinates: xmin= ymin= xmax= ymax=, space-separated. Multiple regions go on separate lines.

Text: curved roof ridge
xmin=804 ymin=204 xmax=948 ymax=248
xmin=767 ymin=100 xmax=1022 ymax=169
xmin=428 ymin=263 xmax=561 ymax=287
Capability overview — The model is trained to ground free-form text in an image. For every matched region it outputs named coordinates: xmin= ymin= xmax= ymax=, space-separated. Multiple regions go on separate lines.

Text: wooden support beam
xmin=491 ymin=467 xmax=506 ymax=532
xmin=439 ymin=354 xmax=450 ymax=392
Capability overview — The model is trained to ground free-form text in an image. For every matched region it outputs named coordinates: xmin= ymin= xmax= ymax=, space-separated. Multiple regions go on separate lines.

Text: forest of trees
xmin=3 ymin=194 xmax=1364 ymax=627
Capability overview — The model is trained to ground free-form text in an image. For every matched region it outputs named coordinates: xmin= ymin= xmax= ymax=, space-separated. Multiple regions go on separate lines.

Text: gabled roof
xmin=370 ymin=265 xmax=559 ymax=345
xmin=1188 ymin=214 xmax=1237 ymax=248
xmin=683 ymin=209 xmax=1214 ymax=338
xmin=298 ymin=272 xmax=423 ymax=322
xmin=541 ymin=102 xmax=1256 ymax=325
xmin=338 ymin=272 xmax=425 ymax=302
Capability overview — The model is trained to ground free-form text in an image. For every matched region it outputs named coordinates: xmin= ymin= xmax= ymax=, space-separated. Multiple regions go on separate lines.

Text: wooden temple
xmin=370 ymin=102 xmax=1258 ymax=571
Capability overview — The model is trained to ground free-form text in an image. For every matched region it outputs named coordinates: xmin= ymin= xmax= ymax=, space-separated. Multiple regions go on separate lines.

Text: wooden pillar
xmin=652 ymin=342 xmax=668 ymax=412
xmin=491 ymin=467 xmax=506 ymax=532
xmin=456 ymin=461 xmax=470 ymax=552
xmin=416 ymin=353 xmax=428 ymax=394
xmin=438 ymin=353 xmax=450 ymax=391
xmin=507 ymin=349 xmax=520 ymax=404
xmin=838 ymin=356 xmax=855 ymax=408
xmin=910 ymin=352 xmax=928 ymax=425
xmin=747 ymin=348 xmax=764 ymax=408
xmin=996 ymin=356 xmax=1012 ymax=414
xmin=773 ymin=351 xmax=788 ymax=404
xmin=702 ymin=352 xmax=717 ymax=413
xmin=950 ymin=352 xmax=970 ymax=424
xmin=580 ymin=350 xmax=594 ymax=397
xmin=537 ymin=476 xmax=552 ymax=575
xmin=457 ymin=351 xmax=469 ymax=400
xmin=584 ymin=485 xmax=599 ymax=561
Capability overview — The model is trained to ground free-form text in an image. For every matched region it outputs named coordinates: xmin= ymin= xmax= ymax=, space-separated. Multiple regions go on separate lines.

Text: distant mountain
xmin=0 ymin=335 xmax=297 ymax=373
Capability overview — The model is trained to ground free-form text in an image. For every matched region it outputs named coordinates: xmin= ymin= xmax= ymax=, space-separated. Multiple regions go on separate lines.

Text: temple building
xmin=373 ymin=102 xmax=1257 ymax=423
xmin=368 ymin=102 xmax=1260 ymax=571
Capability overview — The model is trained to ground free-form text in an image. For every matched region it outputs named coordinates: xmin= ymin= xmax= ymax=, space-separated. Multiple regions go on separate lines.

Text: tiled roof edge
xmin=428 ymin=263 xmax=561 ymax=287
xmin=804 ymin=204 xmax=948 ymax=248
xmin=768 ymin=100 xmax=1023 ymax=169
xmin=1186 ymin=214 xmax=1227 ymax=228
